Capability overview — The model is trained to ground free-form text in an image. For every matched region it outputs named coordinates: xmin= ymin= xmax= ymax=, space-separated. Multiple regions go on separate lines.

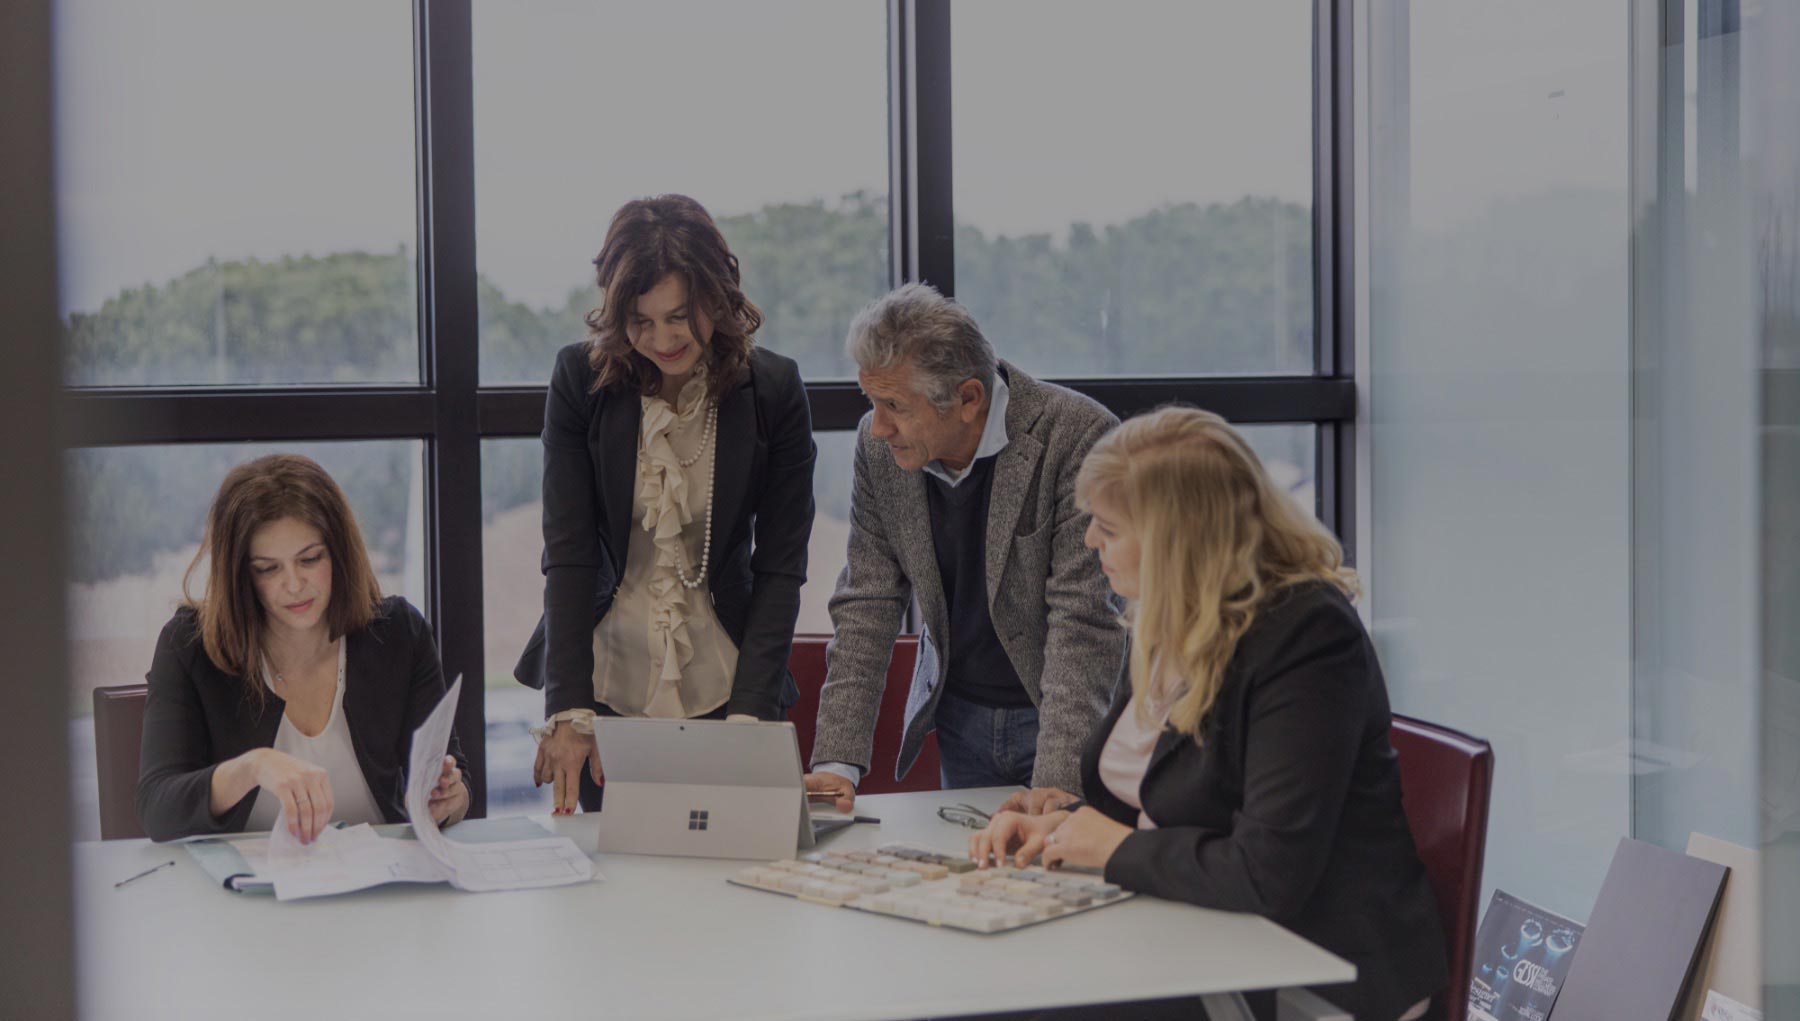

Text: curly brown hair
xmin=585 ymin=194 xmax=761 ymax=401
xmin=181 ymin=454 xmax=384 ymax=705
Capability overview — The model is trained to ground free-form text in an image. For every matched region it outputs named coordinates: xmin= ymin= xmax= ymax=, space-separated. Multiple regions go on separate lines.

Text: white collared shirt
xmin=921 ymin=370 xmax=1010 ymax=488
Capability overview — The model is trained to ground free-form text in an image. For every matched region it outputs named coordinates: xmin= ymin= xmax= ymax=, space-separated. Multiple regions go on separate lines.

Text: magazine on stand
xmin=1468 ymin=890 xmax=1585 ymax=1021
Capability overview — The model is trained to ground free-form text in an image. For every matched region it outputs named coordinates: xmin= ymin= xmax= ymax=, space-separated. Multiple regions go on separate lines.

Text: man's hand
xmin=803 ymin=771 xmax=856 ymax=815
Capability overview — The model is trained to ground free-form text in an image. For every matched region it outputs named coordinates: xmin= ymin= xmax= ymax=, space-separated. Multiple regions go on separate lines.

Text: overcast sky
xmin=55 ymin=0 xmax=1623 ymax=314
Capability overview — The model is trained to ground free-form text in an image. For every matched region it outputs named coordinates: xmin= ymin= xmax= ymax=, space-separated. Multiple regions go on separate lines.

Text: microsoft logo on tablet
xmin=688 ymin=810 xmax=710 ymax=831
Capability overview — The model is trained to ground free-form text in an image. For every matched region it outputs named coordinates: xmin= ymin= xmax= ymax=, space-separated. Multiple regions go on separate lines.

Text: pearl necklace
xmin=674 ymin=401 xmax=715 ymax=469
xmin=673 ymin=403 xmax=719 ymax=590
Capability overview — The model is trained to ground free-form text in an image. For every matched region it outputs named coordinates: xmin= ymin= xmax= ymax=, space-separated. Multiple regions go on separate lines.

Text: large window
xmin=473 ymin=0 xmax=890 ymax=384
xmin=55 ymin=0 xmax=419 ymax=387
xmin=61 ymin=1 xmax=1352 ymax=824
xmin=952 ymin=1 xmax=1314 ymax=378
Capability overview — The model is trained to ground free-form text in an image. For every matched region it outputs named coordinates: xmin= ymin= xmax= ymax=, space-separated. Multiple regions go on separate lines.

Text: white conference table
xmin=75 ymin=786 xmax=1353 ymax=1020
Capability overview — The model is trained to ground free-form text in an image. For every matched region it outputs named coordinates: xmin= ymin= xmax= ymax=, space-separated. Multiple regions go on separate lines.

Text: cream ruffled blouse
xmin=589 ymin=368 xmax=740 ymax=717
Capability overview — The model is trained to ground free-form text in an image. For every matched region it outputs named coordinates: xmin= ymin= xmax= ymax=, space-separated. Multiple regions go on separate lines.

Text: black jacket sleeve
xmin=135 ymin=612 xmax=240 ymax=842
xmin=539 ymin=344 xmax=607 ymax=717
xmin=1102 ymin=600 xmax=1370 ymax=922
xmin=726 ymin=354 xmax=816 ymax=720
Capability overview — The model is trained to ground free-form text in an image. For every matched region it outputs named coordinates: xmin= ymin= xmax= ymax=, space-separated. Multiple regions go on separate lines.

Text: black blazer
xmin=513 ymin=342 xmax=816 ymax=721
xmin=1084 ymin=581 xmax=1448 ymax=1021
xmin=136 ymin=596 xmax=470 ymax=843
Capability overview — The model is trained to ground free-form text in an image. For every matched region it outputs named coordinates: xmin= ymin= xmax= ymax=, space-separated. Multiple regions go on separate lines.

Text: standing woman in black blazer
xmin=137 ymin=454 xmax=470 ymax=844
xmin=516 ymin=194 xmax=815 ymax=815
xmin=972 ymin=407 xmax=1448 ymax=1021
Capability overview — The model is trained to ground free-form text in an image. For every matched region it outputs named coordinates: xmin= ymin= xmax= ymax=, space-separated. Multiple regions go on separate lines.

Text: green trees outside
xmin=66 ymin=194 xmax=1311 ymax=582
xmin=65 ymin=250 xmax=420 ymax=387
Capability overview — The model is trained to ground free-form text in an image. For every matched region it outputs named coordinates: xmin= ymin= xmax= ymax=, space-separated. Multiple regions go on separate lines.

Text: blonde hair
xmin=1075 ymin=407 xmax=1358 ymax=740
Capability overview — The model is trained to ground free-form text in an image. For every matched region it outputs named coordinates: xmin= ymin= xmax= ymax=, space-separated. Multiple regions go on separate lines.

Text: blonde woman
xmin=971 ymin=408 xmax=1446 ymax=1021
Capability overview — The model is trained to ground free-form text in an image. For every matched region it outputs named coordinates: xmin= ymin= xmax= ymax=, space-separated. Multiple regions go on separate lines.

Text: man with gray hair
xmin=805 ymin=283 xmax=1126 ymax=807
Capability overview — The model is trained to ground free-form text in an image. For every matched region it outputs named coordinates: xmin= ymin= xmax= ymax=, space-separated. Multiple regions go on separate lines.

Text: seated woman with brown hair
xmin=972 ymin=407 xmax=1447 ymax=1021
xmin=137 ymin=454 xmax=470 ymax=843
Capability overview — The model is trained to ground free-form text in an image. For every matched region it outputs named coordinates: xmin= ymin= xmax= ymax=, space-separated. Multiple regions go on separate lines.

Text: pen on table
xmin=851 ymin=816 xmax=881 ymax=825
xmin=114 ymin=860 xmax=176 ymax=888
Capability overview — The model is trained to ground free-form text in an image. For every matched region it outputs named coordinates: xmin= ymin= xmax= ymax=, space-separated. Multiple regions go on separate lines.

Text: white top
xmin=77 ymin=787 xmax=1354 ymax=1021
xmin=1098 ymin=690 xmax=1175 ymax=831
xmin=591 ymin=370 xmax=739 ymax=718
xmin=245 ymin=641 xmax=384 ymax=831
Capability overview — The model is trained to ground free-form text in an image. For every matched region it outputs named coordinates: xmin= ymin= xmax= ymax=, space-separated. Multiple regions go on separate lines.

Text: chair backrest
xmin=93 ymin=684 xmax=150 ymax=840
xmin=1389 ymin=713 xmax=1494 ymax=1021
xmin=787 ymin=634 xmax=941 ymax=794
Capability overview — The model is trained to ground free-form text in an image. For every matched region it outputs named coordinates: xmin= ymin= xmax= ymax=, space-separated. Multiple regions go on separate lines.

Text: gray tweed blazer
xmin=810 ymin=361 xmax=1128 ymax=792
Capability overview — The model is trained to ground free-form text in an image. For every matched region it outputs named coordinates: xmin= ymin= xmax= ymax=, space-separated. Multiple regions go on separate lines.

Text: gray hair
xmin=845 ymin=283 xmax=997 ymax=411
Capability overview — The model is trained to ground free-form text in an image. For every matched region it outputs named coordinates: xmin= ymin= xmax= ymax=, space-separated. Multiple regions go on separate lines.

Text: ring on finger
xmin=1046 ymin=832 xmax=1060 ymax=845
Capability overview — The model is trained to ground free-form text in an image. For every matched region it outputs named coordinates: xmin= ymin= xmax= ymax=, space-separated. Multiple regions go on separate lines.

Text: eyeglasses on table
xmin=936 ymin=803 xmax=992 ymax=829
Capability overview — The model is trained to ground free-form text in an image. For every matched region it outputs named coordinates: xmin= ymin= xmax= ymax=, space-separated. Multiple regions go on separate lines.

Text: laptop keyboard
xmin=729 ymin=843 xmax=1131 ymax=933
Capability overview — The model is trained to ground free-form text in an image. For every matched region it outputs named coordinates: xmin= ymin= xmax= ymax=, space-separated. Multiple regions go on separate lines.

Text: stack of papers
xmin=235 ymin=677 xmax=595 ymax=901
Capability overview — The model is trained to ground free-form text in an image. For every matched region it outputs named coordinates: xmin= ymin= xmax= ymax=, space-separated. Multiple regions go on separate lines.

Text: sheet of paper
xmin=405 ymin=676 xmax=595 ymax=892
xmin=208 ymin=678 xmax=593 ymax=900
xmin=1702 ymin=991 xmax=1762 ymax=1021
xmin=250 ymin=809 xmax=449 ymax=901
xmin=436 ymin=838 xmax=596 ymax=893
xmin=266 ymin=815 xmax=384 ymax=867
xmin=403 ymin=674 xmax=464 ymax=869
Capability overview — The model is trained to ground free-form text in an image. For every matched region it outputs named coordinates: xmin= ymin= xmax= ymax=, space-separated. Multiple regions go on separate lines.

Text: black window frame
xmin=62 ymin=0 xmax=1356 ymax=816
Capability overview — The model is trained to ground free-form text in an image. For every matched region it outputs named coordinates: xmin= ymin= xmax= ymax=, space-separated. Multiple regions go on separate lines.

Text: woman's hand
xmin=534 ymin=720 xmax=601 ymax=815
xmin=249 ymin=748 xmax=335 ymax=843
xmin=427 ymin=755 xmax=468 ymax=825
xmin=970 ymin=809 xmax=1069 ymax=869
xmin=1040 ymin=807 xmax=1133 ymax=872
xmin=994 ymin=786 xmax=1081 ymax=816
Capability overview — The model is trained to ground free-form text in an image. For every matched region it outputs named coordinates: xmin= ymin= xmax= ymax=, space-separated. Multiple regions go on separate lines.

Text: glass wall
xmin=1749 ymin=0 xmax=1800 ymax=1008
xmin=1367 ymin=0 xmax=1633 ymax=917
xmin=1629 ymin=0 xmax=1761 ymax=865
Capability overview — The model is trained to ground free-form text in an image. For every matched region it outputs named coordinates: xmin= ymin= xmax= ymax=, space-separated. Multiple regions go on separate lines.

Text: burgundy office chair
xmin=1390 ymin=713 xmax=1495 ymax=1021
xmin=92 ymin=684 xmax=150 ymax=840
xmin=787 ymin=634 xmax=941 ymax=794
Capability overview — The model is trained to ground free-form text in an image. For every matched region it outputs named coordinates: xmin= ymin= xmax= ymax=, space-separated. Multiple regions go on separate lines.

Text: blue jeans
xmin=933 ymin=691 xmax=1039 ymax=790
